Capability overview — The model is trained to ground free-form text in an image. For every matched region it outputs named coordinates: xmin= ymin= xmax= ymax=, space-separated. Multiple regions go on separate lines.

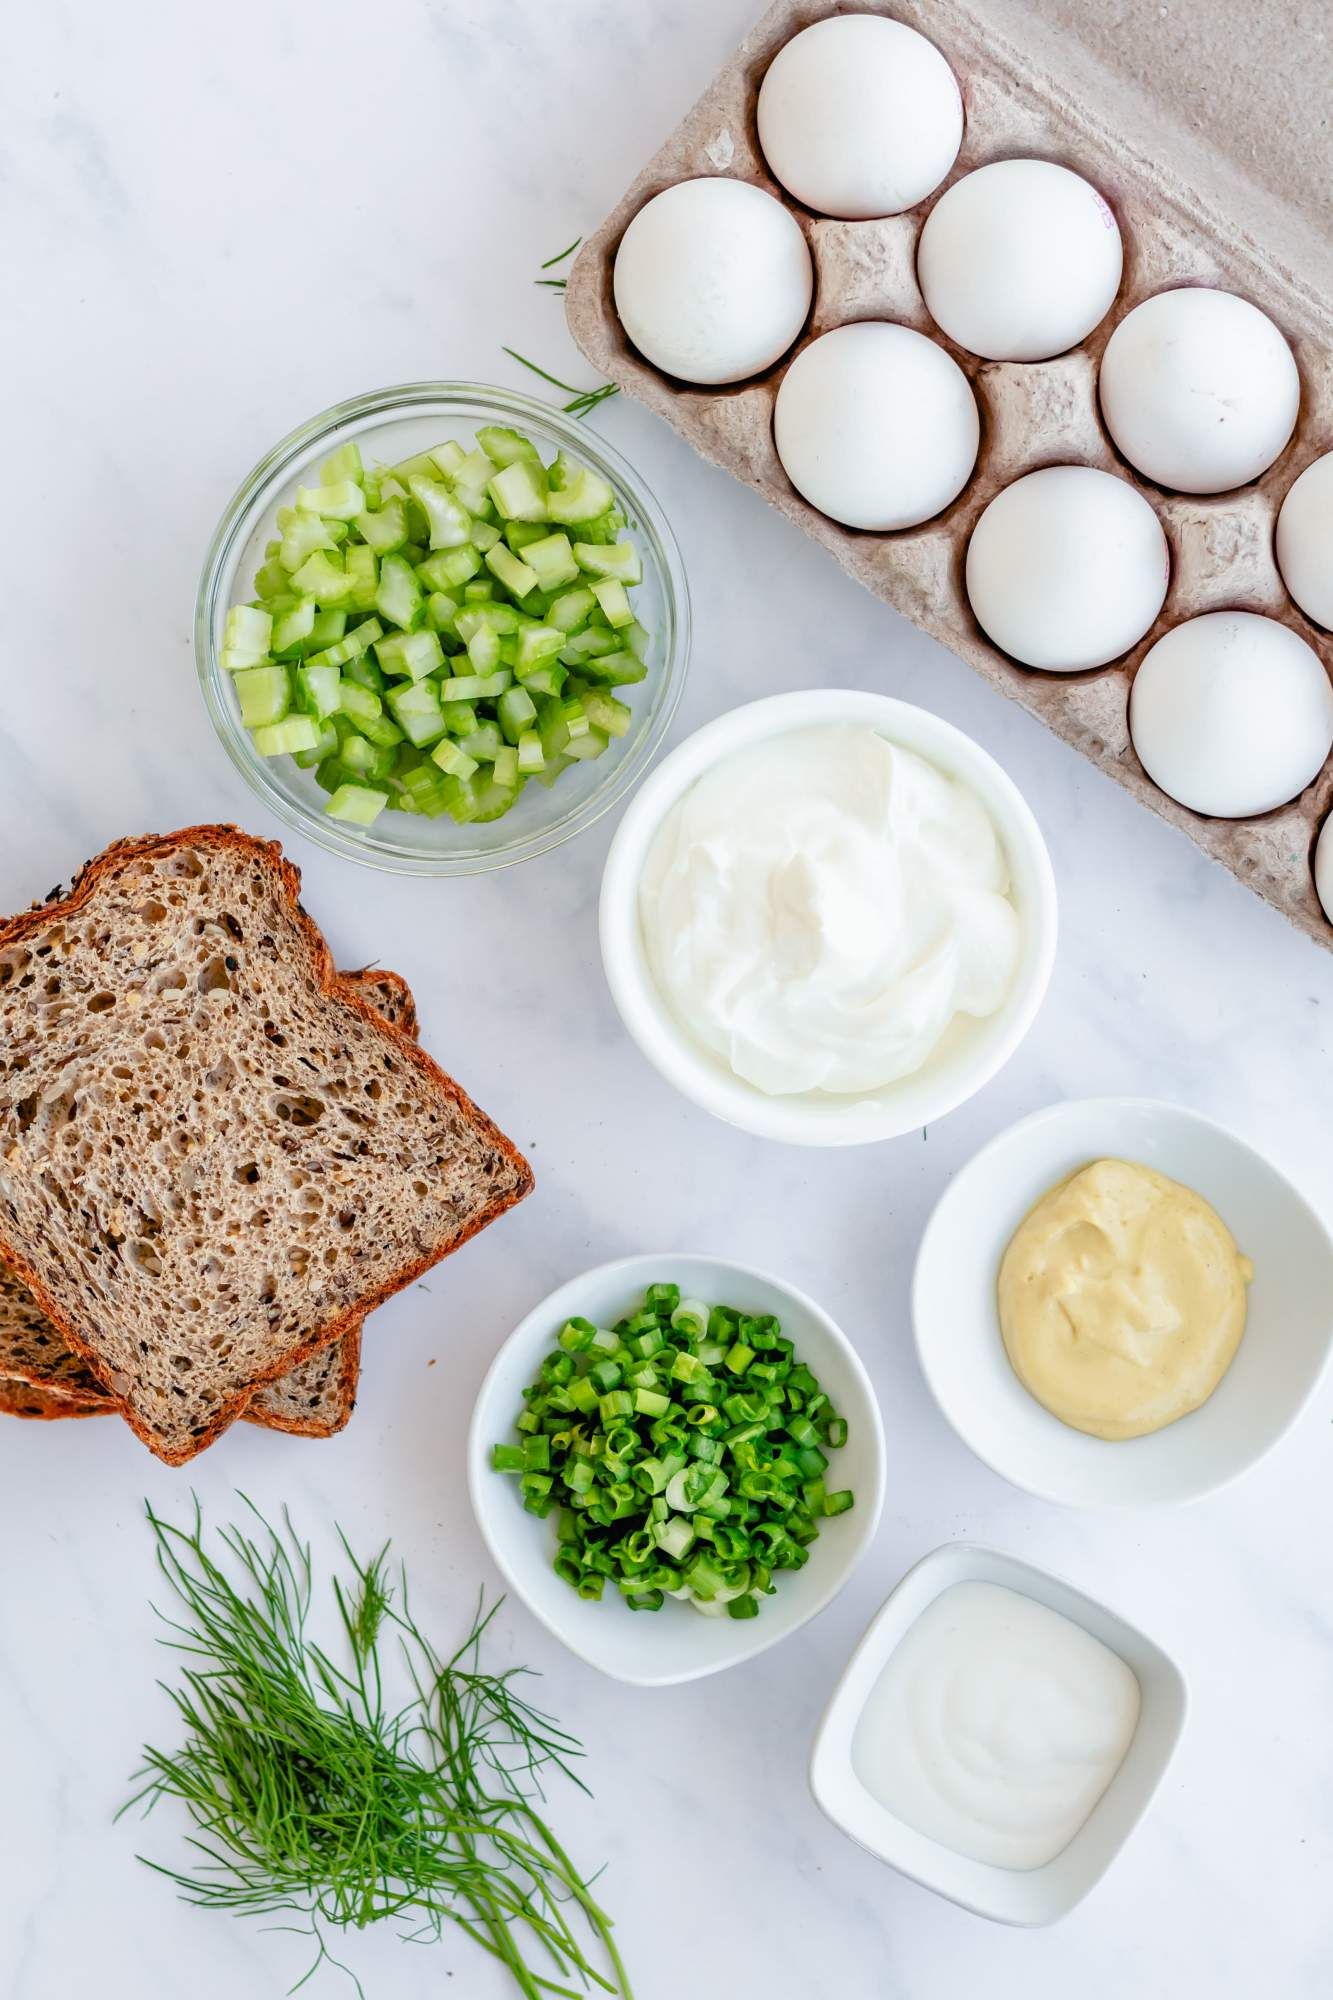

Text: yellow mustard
xmin=998 ymin=1158 xmax=1253 ymax=1441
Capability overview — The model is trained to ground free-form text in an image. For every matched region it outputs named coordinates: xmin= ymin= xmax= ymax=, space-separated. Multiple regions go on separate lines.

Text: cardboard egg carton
xmin=566 ymin=0 xmax=1333 ymax=949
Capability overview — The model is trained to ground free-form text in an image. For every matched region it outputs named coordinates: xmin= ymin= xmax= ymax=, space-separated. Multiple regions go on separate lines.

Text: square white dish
xmin=912 ymin=1096 xmax=1333 ymax=1506
xmin=467 ymin=1253 xmax=886 ymax=1685
xmin=809 ymin=1541 xmax=1188 ymax=1925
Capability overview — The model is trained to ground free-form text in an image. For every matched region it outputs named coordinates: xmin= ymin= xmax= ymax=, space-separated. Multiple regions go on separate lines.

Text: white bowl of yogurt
xmin=809 ymin=1541 xmax=1188 ymax=1924
xmin=599 ymin=690 xmax=1057 ymax=1144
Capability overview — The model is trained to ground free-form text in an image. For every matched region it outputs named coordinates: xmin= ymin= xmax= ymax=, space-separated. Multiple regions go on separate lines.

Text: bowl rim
xmin=807 ymin=1537 xmax=1189 ymax=1925
xmin=911 ymin=1093 xmax=1333 ymax=1508
xmin=599 ymin=689 xmax=1058 ymax=1146
xmin=196 ymin=379 xmax=691 ymax=876
xmin=465 ymin=1250 xmax=888 ymax=1686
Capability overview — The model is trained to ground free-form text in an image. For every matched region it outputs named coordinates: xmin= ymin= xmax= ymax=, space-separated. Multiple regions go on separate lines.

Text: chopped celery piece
xmin=295 ymin=479 xmax=365 ymax=520
xmin=523 ymin=533 xmax=580 ymax=593
xmin=453 ymin=448 xmax=495 ymax=508
xmin=485 ymin=544 xmax=539 ymax=599
xmin=338 ymin=681 xmax=384 ymax=729
xmin=546 ymin=454 xmax=615 ymax=526
xmin=290 ymin=549 xmax=353 ymax=606
xmin=576 ymin=648 xmax=648 ymax=687
xmin=458 ymin=602 xmax=519 ymax=638
xmin=252 ymin=714 xmax=321 ymax=757
xmin=516 ymin=729 xmax=545 ymax=774
xmin=305 ymin=608 xmax=347 ymax=651
xmin=408 ymin=474 xmax=472 ymax=550
xmin=308 ymin=618 xmax=382 ymax=670
xmin=375 ymin=553 xmax=423 ymax=630
xmin=297 ymin=662 xmax=342 ymax=719
xmin=548 ymin=586 xmax=597 ymax=634
xmin=440 ymin=671 xmax=511 ymax=701
xmin=253 ymin=558 xmax=291 ymax=601
xmin=319 ymin=442 xmax=363 ymax=484
xmin=565 ymin=726 xmax=610 ymax=761
xmin=469 ymin=518 xmax=502 ymax=552
xmin=562 ymin=697 xmax=590 ymax=741
xmin=357 ymin=498 xmax=409 ymax=554
xmin=498 ymin=685 xmax=538 ymax=744
xmin=466 ymin=624 xmax=501 ymax=673
xmin=223 ymin=605 xmax=273 ymax=663
xmin=342 ymin=649 xmax=385 ymax=693
xmin=573 ymin=540 xmax=642 ymax=585
xmin=271 ymin=601 xmax=318 ymax=657
xmin=418 ymin=545 xmax=480 ymax=591
xmin=582 ymin=690 xmax=631 ymax=739
xmin=428 ymin=439 xmax=465 ymax=479
xmin=440 ymin=699 xmax=479 ymax=735
xmin=488 ymin=460 xmax=548 ymax=523
xmin=235 ymin=664 xmax=291 ymax=728
xmin=622 ymin=618 xmax=650 ymax=661
xmin=325 ymin=783 xmax=388 ymax=825
xmin=431 ymin=737 xmax=479 ymax=780
xmin=505 ymin=520 xmax=548 ymax=554
xmin=292 ymin=720 xmax=339 ymax=769
xmin=560 ymin=626 xmax=619 ymax=664
xmin=426 ymin=592 xmax=460 ymax=637
xmin=515 ymin=622 xmax=564 ymax=672
xmin=493 ymin=744 xmax=520 ymax=790
xmin=517 ymin=660 xmax=566 ymax=700
xmin=343 ymin=545 xmax=378 ymax=612
xmin=459 ymin=723 xmax=503 ymax=762
xmin=478 ymin=424 xmax=541 ymax=467
xmin=341 ymin=732 xmax=395 ymax=781
xmin=279 ymin=513 xmax=337 ymax=574
xmin=591 ymin=576 xmax=633 ymax=628
xmin=375 ymin=629 xmax=443 ymax=682
xmin=386 ymin=679 xmax=447 ymax=748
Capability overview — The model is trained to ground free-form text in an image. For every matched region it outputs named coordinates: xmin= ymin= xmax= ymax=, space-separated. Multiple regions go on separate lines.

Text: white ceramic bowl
xmin=913 ymin=1097 xmax=1333 ymax=1506
xmin=599 ymin=691 xmax=1057 ymax=1145
xmin=466 ymin=1253 xmax=886 ymax=1685
xmin=810 ymin=1541 xmax=1188 ymax=1925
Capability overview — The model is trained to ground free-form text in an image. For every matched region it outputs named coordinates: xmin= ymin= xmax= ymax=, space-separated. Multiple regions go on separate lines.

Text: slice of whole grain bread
xmin=0 ymin=1375 xmax=112 ymax=1420
xmin=0 ymin=965 xmax=421 ymax=1439
xmin=0 ymin=828 xmax=532 ymax=1463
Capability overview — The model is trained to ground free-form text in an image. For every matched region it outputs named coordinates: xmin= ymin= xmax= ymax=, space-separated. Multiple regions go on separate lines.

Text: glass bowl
xmin=197 ymin=382 xmax=690 ymax=875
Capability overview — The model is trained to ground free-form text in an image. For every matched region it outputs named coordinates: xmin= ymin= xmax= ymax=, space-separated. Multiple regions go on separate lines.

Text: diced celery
xmin=342 ymin=546 xmax=377 ymax=613
xmin=296 ymin=479 xmax=365 ymax=520
xmin=559 ymin=626 xmax=619 ymax=664
xmin=223 ymin=605 xmax=273 ymax=663
xmin=561 ymin=696 xmax=590 ymax=741
xmin=582 ymin=689 xmax=631 ymax=738
xmin=571 ymin=507 xmax=624 ymax=546
xmin=623 ymin=618 xmax=650 ymax=661
xmin=547 ymin=586 xmax=596 ymax=634
xmin=459 ymin=722 xmax=502 ymax=762
xmin=453 ymin=448 xmax=495 ymax=506
xmin=426 ymin=592 xmax=460 ymax=638
xmin=339 ymin=680 xmax=384 ymax=729
xmin=342 ymin=649 xmax=386 ymax=693
xmin=466 ymin=624 xmax=501 ymax=673
xmin=522 ymin=533 xmax=581 ymax=593
xmin=577 ymin=648 xmax=648 ymax=687
xmin=319 ymin=442 xmax=363 ymax=484
xmin=340 ymin=732 xmax=395 ymax=781
xmin=459 ymin=602 xmax=519 ymax=637
xmin=591 ymin=576 xmax=633 ymax=628
xmin=357 ymin=708 xmax=405 ymax=750
xmin=297 ymin=662 xmax=342 ymax=719
xmin=516 ymin=728 xmax=545 ymax=774
xmin=253 ymin=559 xmax=291 ymax=601
xmin=309 ymin=617 xmax=383 ymax=670
xmin=469 ymin=518 xmax=502 ymax=552
xmin=505 ymin=520 xmax=548 ymax=553
xmin=565 ymin=726 xmax=610 ymax=761
xmin=280 ymin=512 xmax=337 ymax=574
xmin=376 ymin=629 xmax=443 ymax=682
xmin=357 ymin=498 xmax=409 ymax=554
xmin=386 ymin=679 xmax=447 ymax=748
xmin=235 ymin=664 xmax=291 ymax=728
xmin=291 ymin=550 xmax=354 ymax=606
xmin=488 ymin=460 xmax=548 ymax=523
xmin=515 ymin=622 xmax=564 ymax=672
xmin=251 ymin=714 xmax=321 ymax=757
xmin=440 ymin=671 xmax=511 ymax=701
xmin=517 ymin=661 xmax=567 ymax=699
xmin=325 ymin=783 xmax=388 ymax=825
xmin=418 ymin=545 xmax=480 ymax=591
xmin=428 ymin=439 xmax=466 ymax=479
xmin=392 ymin=452 xmax=444 ymax=484
xmin=439 ymin=699 xmax=478 ymax=735
xmin=431 ymin=737 xmax=479 ymax=780
xmin=408 ymin=474 xmax=472 ymax=550
xmin=485 ymin=544 xmax=539 ymax=599
xmin=573 ymin=540 xmax=642 ymax=584
xmin=292 ymin=720 xmax=339 ymax=769
xmin=271 ymin=601 xmax=319 ymax=657
xmin=477 ymin=424 xmax=541 ymax=467
xmin=375 ymin=553 xmax=423 ymax=630
xmin=546 ymin=454 xmax=615 ymax=526
xmin=532 ymin=752 xmax=572 ymax=788
xmin=305 ymin=608 xmax=347 ymax=651
xmin=498 ymin=685 xmax=538 ymax=744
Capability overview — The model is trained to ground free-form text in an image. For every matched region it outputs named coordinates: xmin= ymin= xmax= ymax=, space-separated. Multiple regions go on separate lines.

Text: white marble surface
xmin=3 ymin=3 xmax=1333 ymax=1996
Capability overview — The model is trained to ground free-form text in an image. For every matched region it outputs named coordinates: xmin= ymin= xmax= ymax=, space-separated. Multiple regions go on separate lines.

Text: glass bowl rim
xmin=196 ymin=380 xmax=691 ymax=877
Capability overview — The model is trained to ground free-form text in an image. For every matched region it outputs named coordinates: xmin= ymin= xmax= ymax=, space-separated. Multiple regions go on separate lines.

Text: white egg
xmin=965 ymin=466 xmax=1168 ymax=670
xmin=1276 ymin=452 xmax=1333 ymax=630
xmin=612 ymin=178 xmax=812 ymax=386
xmin=773 ymin=322 xmax=979 ymax=531
xmin=756 ymin=14 xmax=962 ymax=220
xmin=917 ymin=160 xmax=1123 ymax=362
xmin=1099 ymin=288 xmax=1300 ymax=494
xmin=1314 ymin=815 xmax=1333 ymax=924
xmin=1129 ymin=612 xmax=1333 ymax=817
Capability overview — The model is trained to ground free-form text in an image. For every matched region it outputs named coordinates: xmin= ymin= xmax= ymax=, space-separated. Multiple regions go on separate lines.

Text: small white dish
xmin=913 ymin=1096 xmax=1333 ymax=1506
xmin=467 ymin=1253 xmax=886 ymax=1686
xmin=599 ymin=690 xmax=1057 ymax=1146
xmin=809 ymin=1541 xmax=1188 ymax=1925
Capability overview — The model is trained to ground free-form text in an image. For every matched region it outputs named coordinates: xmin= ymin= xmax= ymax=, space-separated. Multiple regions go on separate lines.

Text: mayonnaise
xmin=852 ymin=1581 xmax=1141 ymax=1871
xmin=637 ymin=727 xmax=1019 ymax=1096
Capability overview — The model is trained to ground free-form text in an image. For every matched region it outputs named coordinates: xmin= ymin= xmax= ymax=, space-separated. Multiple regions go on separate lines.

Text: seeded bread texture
xmin=0 ymin=828 xmax=532 ymax=1464
xmin=0 ymin=965 xmax=421 ymax=1438
xmin=0 ymin=1375 xmax=112 ymax=1420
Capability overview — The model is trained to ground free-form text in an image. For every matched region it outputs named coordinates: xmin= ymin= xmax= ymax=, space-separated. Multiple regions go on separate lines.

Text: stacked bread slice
xmin=0 ymin=828 xmax=532 ymax=1462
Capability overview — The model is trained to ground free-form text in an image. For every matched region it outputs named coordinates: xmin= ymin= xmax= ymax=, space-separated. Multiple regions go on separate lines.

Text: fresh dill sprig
xmin=505 ymin=237 xmax=619 ymax=419
xmin=120 ymin=1496 xmax=633 ymax=2000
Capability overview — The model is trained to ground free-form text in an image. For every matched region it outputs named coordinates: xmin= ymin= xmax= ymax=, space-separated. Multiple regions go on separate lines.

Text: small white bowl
xmin=913 ymin=1097 xmax=1333 ymax=1506
xmin=599 ymin=690 xmax=1057 ymax=1145
xmin=466 ymin=1253 xmax=886 ymax=1686
xmin=809 ymin=1541 xmax=1188 ymax=1925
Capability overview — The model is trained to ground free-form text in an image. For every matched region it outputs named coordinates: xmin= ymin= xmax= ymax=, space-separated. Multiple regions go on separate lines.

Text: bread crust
xmin=0 ymin=1376 xmax=114 ymax=1420
xmin=0 ymin=826 xmax=533 ymax=1463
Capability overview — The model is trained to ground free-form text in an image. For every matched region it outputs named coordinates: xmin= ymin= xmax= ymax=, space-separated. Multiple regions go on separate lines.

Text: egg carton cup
xmin=566 ymin=0 xmax=1333 ymax=950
